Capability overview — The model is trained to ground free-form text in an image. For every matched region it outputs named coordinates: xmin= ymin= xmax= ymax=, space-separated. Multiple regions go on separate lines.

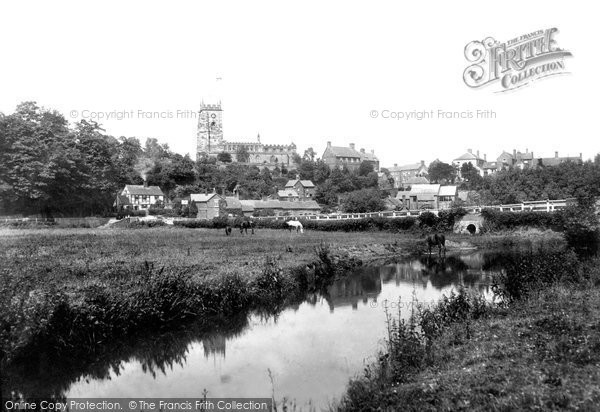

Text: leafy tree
xmin=428 ymin=161 xmax=457 ymax=184
xmin=303 ymin=147 xmax=316 ymax=161
xmin=217 ymin=152 xmax=232 ymax=163
xmin=460 ymin=163 xmax=483 ymax=190
xmin=341 ymin=188 xmax=385 ymax=213
xmin=358 ymin=161 xmax=374 ymax=177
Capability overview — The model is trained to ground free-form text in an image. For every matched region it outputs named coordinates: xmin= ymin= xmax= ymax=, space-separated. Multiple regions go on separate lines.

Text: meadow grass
xmin=0 ymin=226 xmax=418 ymax=363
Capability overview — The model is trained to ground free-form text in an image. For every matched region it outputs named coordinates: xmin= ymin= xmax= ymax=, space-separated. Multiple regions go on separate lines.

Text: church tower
xmin=196 ymin=76 xmax=224 ymax=158
xmin=196 ymin=101 xmax=223 ymax=157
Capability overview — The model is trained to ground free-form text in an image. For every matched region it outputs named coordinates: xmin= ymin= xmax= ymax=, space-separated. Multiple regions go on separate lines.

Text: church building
xmin=196 ymin=98 xmax=297 ymax=169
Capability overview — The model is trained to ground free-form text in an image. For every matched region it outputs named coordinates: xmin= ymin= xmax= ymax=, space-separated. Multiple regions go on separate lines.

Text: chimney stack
xmin=420 ymin=160 xmax=425 ymax=167
xmin=327 ymin=141 xmax=331 ymax=147
xmin=394 ymin=163 xmax=398 ymax=167
xmin=580 ymin=152 xmax=583 ymax=159
xmin=484 ymin=154 xmax=487 ymax=161
xmin=477 ymin=150 xmax=480 ymax=158
xmin=360 ymin=148 xmax=365 ymax=153
xmin=349 ymin=143 xmax=355 ymax=150
xmin=143 ymin=179 xmax=148 ymax=188
xmin=468 ymin=148 xmax=472 ymax=154
xmin=555 ymin=151 xmax=559 ymax=158
xmin=371 ymin=149 xmax=374 ymax=154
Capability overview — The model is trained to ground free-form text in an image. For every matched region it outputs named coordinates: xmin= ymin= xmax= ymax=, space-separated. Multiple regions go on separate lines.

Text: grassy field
xmin=0 ymin=226 xmax=415 ymax=285
xmin=0 ymin=226 xmax=427 ymax=363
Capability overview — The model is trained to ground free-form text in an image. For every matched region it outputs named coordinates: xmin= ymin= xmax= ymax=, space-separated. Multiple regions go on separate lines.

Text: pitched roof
xmin=239 ymin=200 xmax=256 ymax=212
xmin=497 ymin=151 xmax=514 ymax=160
xmin=539 ymin=156 xmax=582 ymax=166
xmin=285 ymin=179 xmax=315 ymax=188
xmin=408 ymin=184 xmax=441 ymax=194
xmin=224 ymin=197 xmax=242 ymax=210
xmin=438 ymin=185 xmax=458 ymax=196
xmin=326 ymin=146 xmax=361 ymax=158
xmin=123 ymin=185 xmax=164 ymax=196
xmin=190 ymin=193 xmax=222 ymax=203
xmin=389 ymin=163 xmax=425 ymax=172
xmin=453 ymin=152 xmax=481 ymax=161
xmin=516 ymin=151 xmax=534 ymax=160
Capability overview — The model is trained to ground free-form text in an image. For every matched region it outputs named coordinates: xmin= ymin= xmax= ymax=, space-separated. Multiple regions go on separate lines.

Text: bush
xmin=417 ymin=211 xmax=438 ymax=228
xmin=492 ymin=250 xmax=581 ymax=303
xmin=481 ymin=209 xmax=563 ymax=231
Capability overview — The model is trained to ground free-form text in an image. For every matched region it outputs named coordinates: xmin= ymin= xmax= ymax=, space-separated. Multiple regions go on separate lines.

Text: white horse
xmin=286 ymin=220 xmax=304 ymax=233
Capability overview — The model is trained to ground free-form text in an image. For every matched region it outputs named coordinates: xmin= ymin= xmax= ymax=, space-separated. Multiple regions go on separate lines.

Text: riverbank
xmin=335 ymin=253 xmax=600 ymax=411
xmin=0 ymin=228 xmax=426 ymax=363
xmin=0 ymin=226 xmax=568 ymax=399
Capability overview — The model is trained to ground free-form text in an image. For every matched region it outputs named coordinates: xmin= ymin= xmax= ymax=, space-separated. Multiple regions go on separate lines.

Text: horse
xmin=240 ymin=220 xmax=255 ymax=235
xmin=286 ymin=220 xmax=304 ymax=233
xmin=426 ymin=233 xmax=446 ymax=257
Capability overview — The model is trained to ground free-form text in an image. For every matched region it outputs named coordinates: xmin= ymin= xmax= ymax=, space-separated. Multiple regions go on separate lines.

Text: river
xmin=4 ymin=250 xmax=509 ymax=409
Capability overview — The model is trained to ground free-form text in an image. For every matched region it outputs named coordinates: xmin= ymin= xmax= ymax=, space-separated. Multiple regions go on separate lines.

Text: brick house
xmin=387 ymin=161 xmax=428 ymax=189
xmin=321 ymin=141 xmax=379 ymax=171
xmin=191 ymin=193 xmax=226 ymax=220
xmin=284 ymin=179 xmax=316 ymax=199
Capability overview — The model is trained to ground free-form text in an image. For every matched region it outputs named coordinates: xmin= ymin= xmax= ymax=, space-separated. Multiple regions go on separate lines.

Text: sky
xmin=1 ymin=1 xmax=597 ymax=167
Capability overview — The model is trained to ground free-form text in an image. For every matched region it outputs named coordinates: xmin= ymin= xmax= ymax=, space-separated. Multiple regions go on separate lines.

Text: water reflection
xmin=2 ymin=250 xmax=506 ymax=407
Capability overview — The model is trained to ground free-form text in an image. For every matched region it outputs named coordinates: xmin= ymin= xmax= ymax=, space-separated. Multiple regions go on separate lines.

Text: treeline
xmin=455 ymin=162 xmax=600 ymax=205
xmin=0 ymin=102 xmax=384 ymax=217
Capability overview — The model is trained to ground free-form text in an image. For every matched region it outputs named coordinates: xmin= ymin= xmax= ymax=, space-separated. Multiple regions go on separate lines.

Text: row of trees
xmin=426 ymin=158 xmax=600 ymax=205
xmin=0 ymin=103 xmax=388 ymax=216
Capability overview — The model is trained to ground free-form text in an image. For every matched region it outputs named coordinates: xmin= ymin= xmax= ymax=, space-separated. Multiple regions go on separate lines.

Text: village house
xmin=483 ymin=149 xmax=535 ymax=175
xmin=537 ymin=151 xmax=583 ymax=167
xmin=478 ymin=149 xmax=580 ymax=176
xmin=321 ymin=142 xmax=379 ymax=172
xmin=191 ymin=192 xmax=226 ymax=220
xmin=387 ymin=161 xmax=428 ymax=189
xmin=283 ymin=178 xmax=316 ymax=199
xmin=396 ymin=184 xmax=458 ymax=210
xmin=452 ymin=149 xmax=486 ymax=177
xmin=114 ymin=184 xmax=165 ymax=211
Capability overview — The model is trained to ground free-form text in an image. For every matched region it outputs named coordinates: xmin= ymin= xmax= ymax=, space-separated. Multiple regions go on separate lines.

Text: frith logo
xmin=463 ymin=28 xmax=572 ymax=92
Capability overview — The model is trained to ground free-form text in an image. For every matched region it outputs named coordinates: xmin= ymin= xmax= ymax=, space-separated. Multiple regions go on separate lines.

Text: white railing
xmin=465 ymin=198 xmax=574 ymax=213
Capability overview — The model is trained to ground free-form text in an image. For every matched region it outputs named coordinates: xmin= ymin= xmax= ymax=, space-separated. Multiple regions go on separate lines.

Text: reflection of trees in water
xmin=2 ymin=250 xmax=516 ymax=401
xmin=1 ymin=314 xmax=249 ymax=401
xmin=322 ymin=269 xmax=382 ymax=311
xmin=378 ymin=252 xmax=498 ymax=293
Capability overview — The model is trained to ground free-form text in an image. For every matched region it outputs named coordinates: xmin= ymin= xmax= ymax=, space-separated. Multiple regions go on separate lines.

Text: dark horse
xmin=240 ymin=220 xmax=255 ymax=235
xmin=426 ymin=233 xmax=446 ymax=257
